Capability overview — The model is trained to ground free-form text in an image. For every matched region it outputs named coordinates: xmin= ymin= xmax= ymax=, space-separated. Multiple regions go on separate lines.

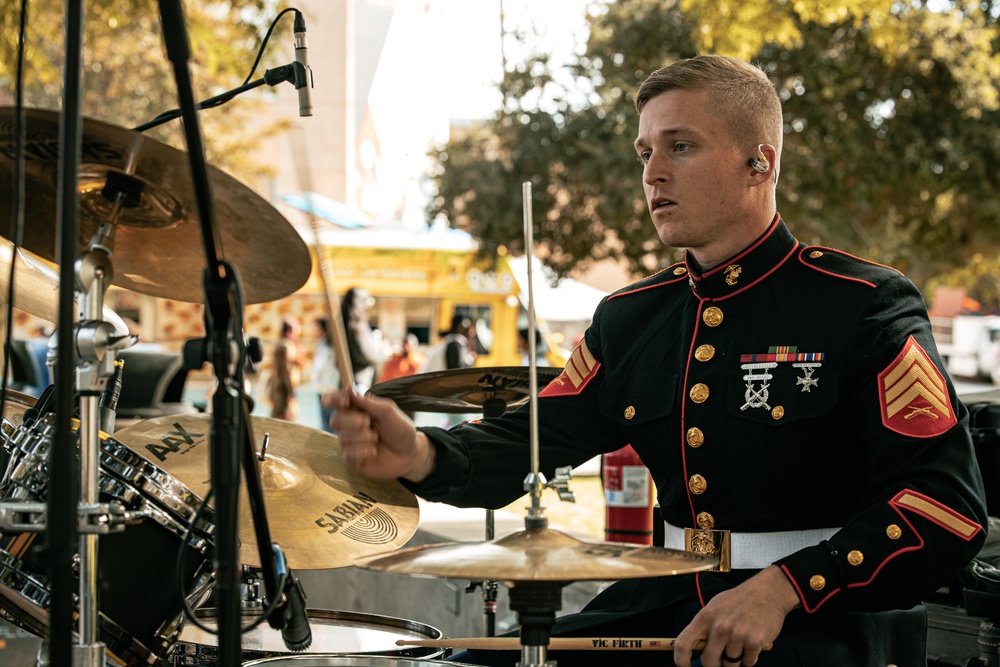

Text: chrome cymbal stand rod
xmin=521 ymin=181 xmax=546 ymax=530
xmin=518 ymin=181 xmax=557 ymax=667
xmin=73 ymin=205 xmax=129 ymax=666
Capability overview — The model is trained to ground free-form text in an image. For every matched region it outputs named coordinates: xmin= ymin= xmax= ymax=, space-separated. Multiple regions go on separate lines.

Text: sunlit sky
xmin=364 ymin=0 xmax=595 ymax=221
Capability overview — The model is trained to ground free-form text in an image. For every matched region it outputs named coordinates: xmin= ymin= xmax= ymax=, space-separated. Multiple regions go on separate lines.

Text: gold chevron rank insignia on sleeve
xmin=539 ymin=339 xmax=600 ymax=398
xmin=878 ymin=335 xmax=957 ymax=438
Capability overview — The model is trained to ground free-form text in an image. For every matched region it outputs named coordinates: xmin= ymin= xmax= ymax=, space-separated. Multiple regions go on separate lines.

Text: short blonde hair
xmin=636 ymin=55 xmax=783 ymax=158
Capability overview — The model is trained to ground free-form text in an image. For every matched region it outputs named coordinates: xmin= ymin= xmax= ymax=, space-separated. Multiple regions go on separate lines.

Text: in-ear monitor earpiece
xmin=748 ymin=144 xmax=770 ymax=173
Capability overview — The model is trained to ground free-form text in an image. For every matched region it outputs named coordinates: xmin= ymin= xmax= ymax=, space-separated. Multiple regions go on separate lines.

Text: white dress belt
xmin=662 ymin=521 xmax=841 ymax=570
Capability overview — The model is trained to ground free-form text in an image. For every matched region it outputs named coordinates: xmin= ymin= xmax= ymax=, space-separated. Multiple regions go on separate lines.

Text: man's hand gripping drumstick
xmin=329 ymin=389 xmax=436 ymax=484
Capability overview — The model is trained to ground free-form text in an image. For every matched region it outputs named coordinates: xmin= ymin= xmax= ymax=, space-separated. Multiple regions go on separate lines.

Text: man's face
xmin=634 ymin=88 xmax=754 ymax=267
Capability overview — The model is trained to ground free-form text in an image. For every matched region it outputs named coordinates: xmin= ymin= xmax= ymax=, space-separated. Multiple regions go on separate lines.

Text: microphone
xmin=99 ymin=359 xmax=124 ymax=435
xmin=293 ymin=11 xmax=313 ymax=117
xmin=280 ymin=573 xmax=312 ymax=651
xmin=271 ymin=543 xmax=312 ymax=651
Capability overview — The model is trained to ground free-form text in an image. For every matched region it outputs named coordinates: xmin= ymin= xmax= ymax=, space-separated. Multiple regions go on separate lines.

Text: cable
xmin=173 ymin=489 xmax=285 ymax=635
xmin=137 ymin=7 xmax=301 ymax=130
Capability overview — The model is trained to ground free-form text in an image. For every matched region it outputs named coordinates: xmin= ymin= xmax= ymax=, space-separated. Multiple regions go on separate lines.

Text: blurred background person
xmin=421 ymin=313 xmax=476 ymax=372
xmin=518 ymin=327 xmax=550 ymax=366
xmin=341 ymin=286 xmax=389 ymax=393
xmin=264 ymin=316 xmax=302 ymax=421
xmin=378 ymin=333 xmax=425 ymax=383
xmin=310 ymin=317 xmax=339 ymax=432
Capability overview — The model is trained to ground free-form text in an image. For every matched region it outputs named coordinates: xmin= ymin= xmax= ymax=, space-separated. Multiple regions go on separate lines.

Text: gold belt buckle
xmin=684 ymin=528 xmax=731 ymax=572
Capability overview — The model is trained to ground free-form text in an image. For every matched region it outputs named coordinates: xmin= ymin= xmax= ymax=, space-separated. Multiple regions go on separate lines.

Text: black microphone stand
xmin=157 ymin=3 xmax=304 ymax=664
xmin=50 ymin=1 xmax=84 ymax=665
xmin=156 ymin=3 xmax=243 ymax=664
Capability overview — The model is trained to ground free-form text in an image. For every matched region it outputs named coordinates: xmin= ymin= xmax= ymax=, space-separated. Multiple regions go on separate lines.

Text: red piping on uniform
xmin=680 ymin=301 xmax=707 ymax=527
xmin=607 ymin=273 xmax=688 ymax=301
xmin=695 ymin=215 xmax=782 ymax=280
xmin=796 ymin=246 xmax=902 ymax=288
xmin=781 ymin=564 xmax=841 ymax=613
xmin=847 ymin=505 xmax=924 ymax=589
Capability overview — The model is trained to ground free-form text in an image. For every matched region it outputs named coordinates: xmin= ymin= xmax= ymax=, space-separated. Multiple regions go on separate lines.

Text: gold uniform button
xmin=771 ymin=406 xmax=784 ymax=420
xmin=847 ymin=550 xmax=864 ymax=566
xmin=686 ymin=427 xmax=705 ymax=448
xmin=809 ymin=250 xmax=823 ymax=259
xmin=809 ymin=575 xmax=826 ymax=591
xmin=624 ymin=406 xmax=636 ymax=420
xmin=886 ymin=524 xmax=902 ymax=540
xmin=694 ymin=344 xmax=715 ymax=362
xmin=702 ymin=306 xmax=724 ymax=327
xmin=696 ymin=511 xmax=715 ymax=529
xmin=673 ymin=266 xmax=687 ymax=275
xmin=689 ymin=383 xmax=709 ymax=403
xmin=688 ymin=474 xmax=707 ymax=495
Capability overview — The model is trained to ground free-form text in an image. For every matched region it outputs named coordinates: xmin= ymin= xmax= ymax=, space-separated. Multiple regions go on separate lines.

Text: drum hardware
xmin=0 ymin=409 xmax=218 ymax=666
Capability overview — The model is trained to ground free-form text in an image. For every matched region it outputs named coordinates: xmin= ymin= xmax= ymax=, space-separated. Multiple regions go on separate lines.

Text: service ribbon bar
xmin=740 ymin=346 xmax=825 ymax=363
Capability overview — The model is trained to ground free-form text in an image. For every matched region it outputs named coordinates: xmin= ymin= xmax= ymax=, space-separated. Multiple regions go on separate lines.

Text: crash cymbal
xmin=112 ymin=414 xmax=419 ymax=569
xmin=369 ymin=366 xmax=562 ymax=414
xmin=0 ymin=238 xmax=129 ymax=333
xmin=354 ymin=526 xmax=717 ymax=581
xmin=0 ymin=107 xmax=311 ymax=304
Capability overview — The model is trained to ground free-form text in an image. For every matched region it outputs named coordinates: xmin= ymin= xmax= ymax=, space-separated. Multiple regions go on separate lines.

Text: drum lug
xmin=0 ymin=500 xmax=144 ymax=534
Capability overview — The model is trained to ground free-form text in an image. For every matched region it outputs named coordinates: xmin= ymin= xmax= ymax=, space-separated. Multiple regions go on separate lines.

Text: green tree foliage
xmin=0 ymin=0 xmax=291 ymax=182
xmin=427 ymin=0 xmax=1000 ymax=305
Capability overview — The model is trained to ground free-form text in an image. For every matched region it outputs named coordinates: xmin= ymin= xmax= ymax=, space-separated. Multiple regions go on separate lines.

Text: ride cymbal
xmin=369 ymin=366 xmax=562 ymax=414
xmin=112 ymin=414 xmax=419 ymax=570
xmin=0 ymin=107 xmax=311 ymax=304
xmin=354 ymin=526 xmax=718 ymax=582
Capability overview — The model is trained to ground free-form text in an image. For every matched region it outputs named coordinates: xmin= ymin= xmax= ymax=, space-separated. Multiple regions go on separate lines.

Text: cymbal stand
xmin=463 ymin=396 xmax=506 ymax=636
xmin=513 ymin=180 xmax=564 ymax=667
xmin=68 ymin=138 xmax=149 ymax=662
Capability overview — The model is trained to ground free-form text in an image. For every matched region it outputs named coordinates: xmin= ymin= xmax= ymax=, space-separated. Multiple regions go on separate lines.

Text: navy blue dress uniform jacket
xmin=410 ymin=216 xmax=988 ymax=664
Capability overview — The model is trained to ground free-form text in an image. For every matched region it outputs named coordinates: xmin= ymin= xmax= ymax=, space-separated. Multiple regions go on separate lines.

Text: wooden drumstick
xmin=397 ymin=637 xmax=774 ymax=651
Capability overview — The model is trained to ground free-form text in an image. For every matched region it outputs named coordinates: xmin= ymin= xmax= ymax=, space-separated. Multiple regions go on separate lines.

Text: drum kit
xmin=0 ymin=77 xmax=717 ymax=667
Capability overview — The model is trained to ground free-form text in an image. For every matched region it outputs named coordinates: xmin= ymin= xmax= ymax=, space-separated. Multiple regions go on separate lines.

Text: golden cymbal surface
xmin=113 ymin=414 xmax=419 ymax=570
xmin=369 ymin=366 xmax=562 ymax=414
xmin=0 ymin=107 xmax=311 ymax=304
xmin=354 ymin=526 xmax=718 ymax=581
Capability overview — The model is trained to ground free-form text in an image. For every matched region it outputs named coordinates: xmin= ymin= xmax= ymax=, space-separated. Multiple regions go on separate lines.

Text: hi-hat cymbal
xmin=354 ymin=526 xmax=717 ymax=581
xmin=369 ymin=366 xmax=562 ymax=414
xmin=0 ymin=238 xmax=129 ymax=333
xmin=0 ymin=107 xmax=311 ymax=304
xmin=112 ymin=414 xmax=419 ymax=569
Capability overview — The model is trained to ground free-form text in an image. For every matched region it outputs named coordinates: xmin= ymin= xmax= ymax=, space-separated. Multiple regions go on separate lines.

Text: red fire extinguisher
xmin=603 ymin=444 xmax=654 ymax=545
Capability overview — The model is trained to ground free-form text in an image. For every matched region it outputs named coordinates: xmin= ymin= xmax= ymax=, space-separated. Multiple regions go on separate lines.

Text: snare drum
xmin=170 ymin=608 xmax=446 ymax=665
xmin=0 ymin=413 xmax=216 ymax=666
xmin=243 ymin=657 xmax=478 ymax=667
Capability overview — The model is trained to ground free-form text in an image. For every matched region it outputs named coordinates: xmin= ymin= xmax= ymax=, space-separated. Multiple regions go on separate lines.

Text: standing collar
xmin=685 ymin=215 xmax=798 ymax=300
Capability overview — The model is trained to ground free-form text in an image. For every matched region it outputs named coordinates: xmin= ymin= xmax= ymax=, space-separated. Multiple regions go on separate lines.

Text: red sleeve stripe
xmin=890 ymin=490 xmax=982 ymax=540
xmin=780 ymin=564 xmax=841 ymax=613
